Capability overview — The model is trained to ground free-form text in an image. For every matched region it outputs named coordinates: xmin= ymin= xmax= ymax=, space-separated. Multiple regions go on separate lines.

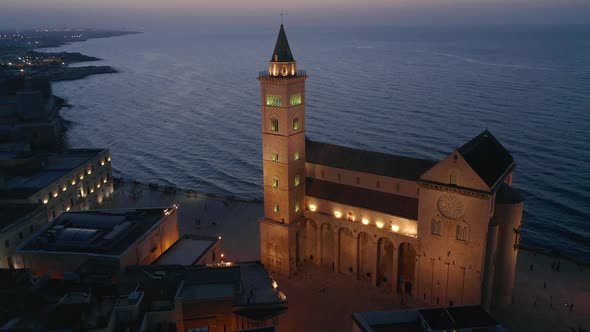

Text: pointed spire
xmin=271 ymin=24 xmax=294 ymax=62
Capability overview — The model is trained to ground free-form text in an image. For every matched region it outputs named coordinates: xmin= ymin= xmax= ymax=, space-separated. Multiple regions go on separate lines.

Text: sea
xmin=41 ymin=25 xmax=590 ymax=263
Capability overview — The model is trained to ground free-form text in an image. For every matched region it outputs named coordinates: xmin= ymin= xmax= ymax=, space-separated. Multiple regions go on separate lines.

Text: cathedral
xmin=258 ymin=25 xmax=524 ymax=310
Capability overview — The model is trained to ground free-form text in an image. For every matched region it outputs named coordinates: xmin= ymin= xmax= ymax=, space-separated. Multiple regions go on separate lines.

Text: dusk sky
xmin=1 ymin=0 xmax=589 ymax=30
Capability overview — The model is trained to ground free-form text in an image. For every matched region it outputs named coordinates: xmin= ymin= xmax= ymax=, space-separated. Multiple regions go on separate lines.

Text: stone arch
xmin=357 ymin=232 xmax=370 ymax=280
xmin=455 ymin=221 xmax=470 ymax=242
xmin=398 ymin=242 xmax=416 ymax=294
xmin=320 ymin=223 xmax=334 ymax=268
xmin=306 ymin=219 xmax=318 ymax=263
xmin=377 ymin=237 xmax=394 ymax=287
xmin=338 ymin=227 xmax=355 ymax=275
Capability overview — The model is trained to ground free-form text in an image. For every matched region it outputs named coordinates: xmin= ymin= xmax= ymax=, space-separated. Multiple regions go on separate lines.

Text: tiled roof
xmin=306 ymin=177 xmax=418 ymax=220
xmin=458 ymin=130 xmax=513 ymax=188
xmin=306 ymin=139 xmax=436 ymax=181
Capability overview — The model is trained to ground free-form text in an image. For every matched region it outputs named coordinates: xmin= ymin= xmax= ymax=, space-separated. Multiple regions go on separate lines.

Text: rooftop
xmin=154 ymin=235 xmax=217 ymax=266
xmin=0 ymin=149 xmax=108 ymax=200
xmin=458 ymin=130 xmax=514 ymax=188
xmin=270 ymin=24 xmax=294 ymax=62
xmin=306 ymin=177 xmax=419 ymax=220
xmin=306 ymin=139 xmax=436 ymax=181
xmin=20 ymin=207 xmax=174 ymax=256
xmin=0 ymin=203 xmax=45 ymax=231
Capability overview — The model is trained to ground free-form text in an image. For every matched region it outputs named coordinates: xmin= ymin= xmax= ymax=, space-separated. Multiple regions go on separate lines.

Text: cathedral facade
xmin=258 ymin=25 xmax=524 ymax=310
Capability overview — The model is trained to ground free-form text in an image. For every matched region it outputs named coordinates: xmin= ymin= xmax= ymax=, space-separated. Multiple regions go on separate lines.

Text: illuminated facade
xmin=258 ymin=25 xmax=524 ymax=310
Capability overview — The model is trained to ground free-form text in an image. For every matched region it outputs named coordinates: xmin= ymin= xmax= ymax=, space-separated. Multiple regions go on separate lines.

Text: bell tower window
xmin=271 ymin=117 xmax=279 ymax=132
xmin=272 ymin=153 xmax=279 ymax=162
xmin=290 ymin=94 xmax=302 ymax=106
xmin=273 ymin=178 xmax=279 ymax=189
xmin=294 ymin=175 xmax=300 ymax=187
xmin=293 ymin=117 xmax=299 ymax=130
xmin=294 ymin=152 xmax=300 ymax=160
xmin=431 ymin=219 xmax=442 ymax=236
xmin=266 ymin=95 xmax=282 ymax=107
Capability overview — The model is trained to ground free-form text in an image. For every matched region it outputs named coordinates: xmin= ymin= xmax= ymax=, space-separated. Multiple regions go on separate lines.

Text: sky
xmin=1 ymin=0 xmax=589 ymax=30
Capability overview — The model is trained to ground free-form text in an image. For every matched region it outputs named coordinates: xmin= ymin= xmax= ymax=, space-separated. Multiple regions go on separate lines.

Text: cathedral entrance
xmin=338 ymin=227 xmax=355 ymax=275
xmin=320 ymin=223 xmax=334 ymax=269
xmin=357 ymin=232 xmax=370 ymax=280
xmin=377 ymin=237 xmax=394 ymax=288
xmin=306 ymin=219 xmax=318 ymax=263
xmin=398 ymin=242 xmax=416 ymax=294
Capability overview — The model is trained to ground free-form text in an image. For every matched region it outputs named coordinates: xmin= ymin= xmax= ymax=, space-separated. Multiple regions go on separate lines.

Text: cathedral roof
xmin=458 ymin=130 xmax=514 ymax=188
xmin=306 ymin=139 xmax=436 ymax=181
xmin=306 ymin=178 xmax=419 ymax=220
xmin=270 ymin=24 xmax=294 ymax=62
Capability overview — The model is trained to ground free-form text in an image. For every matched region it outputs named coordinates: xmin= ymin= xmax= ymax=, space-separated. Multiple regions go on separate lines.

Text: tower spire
xmin=271 ymin=24 xmax=294 ymax=62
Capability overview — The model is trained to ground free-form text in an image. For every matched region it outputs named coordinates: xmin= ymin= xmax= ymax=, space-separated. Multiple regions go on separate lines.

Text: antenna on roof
xmin=280 ymin=12 xmax=284 ymax=25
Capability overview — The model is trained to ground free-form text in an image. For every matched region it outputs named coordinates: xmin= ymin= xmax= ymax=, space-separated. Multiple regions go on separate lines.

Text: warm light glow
xmin=87 ymin=170 xmax=92 ymax=175
xmin=107 ymin=157 xmax=111 ymax=161
xmin=43 ymin=199 xmax=48 ymax=204
xmin=272 ymin=281 xmax=278 ymax=289
xmin=62 ymin=187 xmax=67 ymax=192
xmin=221 ymin=253 xmax=224 ymax=258
xmin=361 ymin=218 xmax=369 ymax=225
xmin=97 ymin=183 xmax=101 ymax=188
xmin=90 ymin=188 xmax=94 ymax=193
xmin=376 ymin=221 xmax=384 ymax=229
xmin=392 ymin=224 xmax=400 ymax=232
xmin=218 ymin=236 xmax=222 ymax=240
xmin=101 ymin=161 xmax=105 ymax=166
xmin=334 ymin=211 xmax=342 ymax=218
xmin=66 ymin=207 xmax=71 ymax=211
xmin=309 ymin=204 xmax=317 ymax=212
xmin=71 ymin=180 xmax=76 ymax=185
xmin=103 ymin=179 xmax=107 ymax=183
xmin=53 ymin=192 xmax=58 ymax=198
xmin=80 ymin=175 xmax=84 ymax=180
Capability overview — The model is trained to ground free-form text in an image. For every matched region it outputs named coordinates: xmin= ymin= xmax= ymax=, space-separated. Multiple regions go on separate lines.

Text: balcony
xmin=258 ymin=70 xmax=307 ymax=79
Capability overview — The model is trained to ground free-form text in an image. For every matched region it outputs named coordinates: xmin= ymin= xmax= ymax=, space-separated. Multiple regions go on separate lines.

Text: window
xmin=293 ymin=117 xmax=299 ymax=130
xmin=295 ymin=201 xmax=300 ymax=212
xmin=266 ymin=94 xmax=282 ymax=107
xmin=294 ymin=175 xmax=300 ymax=187
xmin=273 ymin=178 xmax=279 ymax=188
xmin=294 ymin=152 xmax=300 ymax=160
xmin=274 ymin=204 xmax=280 ymax=213
xmin=271 ymin=117 xmax=279 ymax=132
xmin=347 ymin=212 xmax=355 ymax=221
xmin=431 ymin=219 xmax=442 ymax=236
xmin=456 ymin=224 xmax=469 ymax=241
xmin=272 ymin=153 xmax=279 ymax=162
xmin=290 ymin=94 xmax=302 ymax=106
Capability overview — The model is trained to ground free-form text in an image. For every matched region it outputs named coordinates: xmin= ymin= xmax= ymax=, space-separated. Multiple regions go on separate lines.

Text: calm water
xmin=43 ymin=26 xmax=590 ymax=262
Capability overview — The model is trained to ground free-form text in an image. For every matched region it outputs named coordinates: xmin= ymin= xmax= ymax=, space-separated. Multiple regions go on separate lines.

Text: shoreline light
xmin=334 ymin=211 xmax=342 ymax=218
xmin=361 ymin=218 xmax=369 ymax=225
xmin=391 ymin=225 xmax=400 ymax=232
xmin=376 ymin=221 xmax=384 ymax=229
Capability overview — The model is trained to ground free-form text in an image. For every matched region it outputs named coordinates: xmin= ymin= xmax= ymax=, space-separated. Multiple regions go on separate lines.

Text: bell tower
xmin=258 ymin=24 xmax=307 ymax=276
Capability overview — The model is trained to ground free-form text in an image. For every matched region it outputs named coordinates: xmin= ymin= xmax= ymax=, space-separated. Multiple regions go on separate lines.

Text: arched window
xmin=273 ymin=204 xmax=280 ymax=213
xmin=272 ymin=153 xmax=279 ymax=162
xmin=295 ymin=201 xmax=300 ymax=212
xmin=347 ymin=212 xmax=355 ymax=221
xmin=271 ymin=117 xmax=279 ymax=132
xmin=431 ymin=219 xmax=442 ymax=236
xmin=294 ymin=152 xmax=300 ymax=160
xmin=456 ymin=223 xmax=469 ymax=241
xmin=293 ymin=117 xmax=299 ymax=130
xmin=294 ymin=175 xmax=300 ymax=187
xmin=272 ymin=177 xmax=279 ymax=189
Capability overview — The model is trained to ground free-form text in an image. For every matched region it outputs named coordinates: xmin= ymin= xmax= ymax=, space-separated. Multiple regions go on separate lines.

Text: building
xmin=352 ymin=305 xmax=507 ymax=332
xmin=0 ymin=148 xmax=113 ymax=221
xmin=258 ymin=25 xmax=524 ymax=310
xmin=0 ymin=77 xmax=64 ymax=149
xmin=0 ymin=203 xmax=48 ymax=268
xmin=154 ymin=234 xmax=221 ymax=266
xmin=14 ymin=207 xmax=180 ymax=277
xmin=0 ymin=263 xmax=286 ymax=331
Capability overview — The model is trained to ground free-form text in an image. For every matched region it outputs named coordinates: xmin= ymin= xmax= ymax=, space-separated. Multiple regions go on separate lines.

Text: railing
xmin=258 ymin=70 xmax=307 ymax=79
